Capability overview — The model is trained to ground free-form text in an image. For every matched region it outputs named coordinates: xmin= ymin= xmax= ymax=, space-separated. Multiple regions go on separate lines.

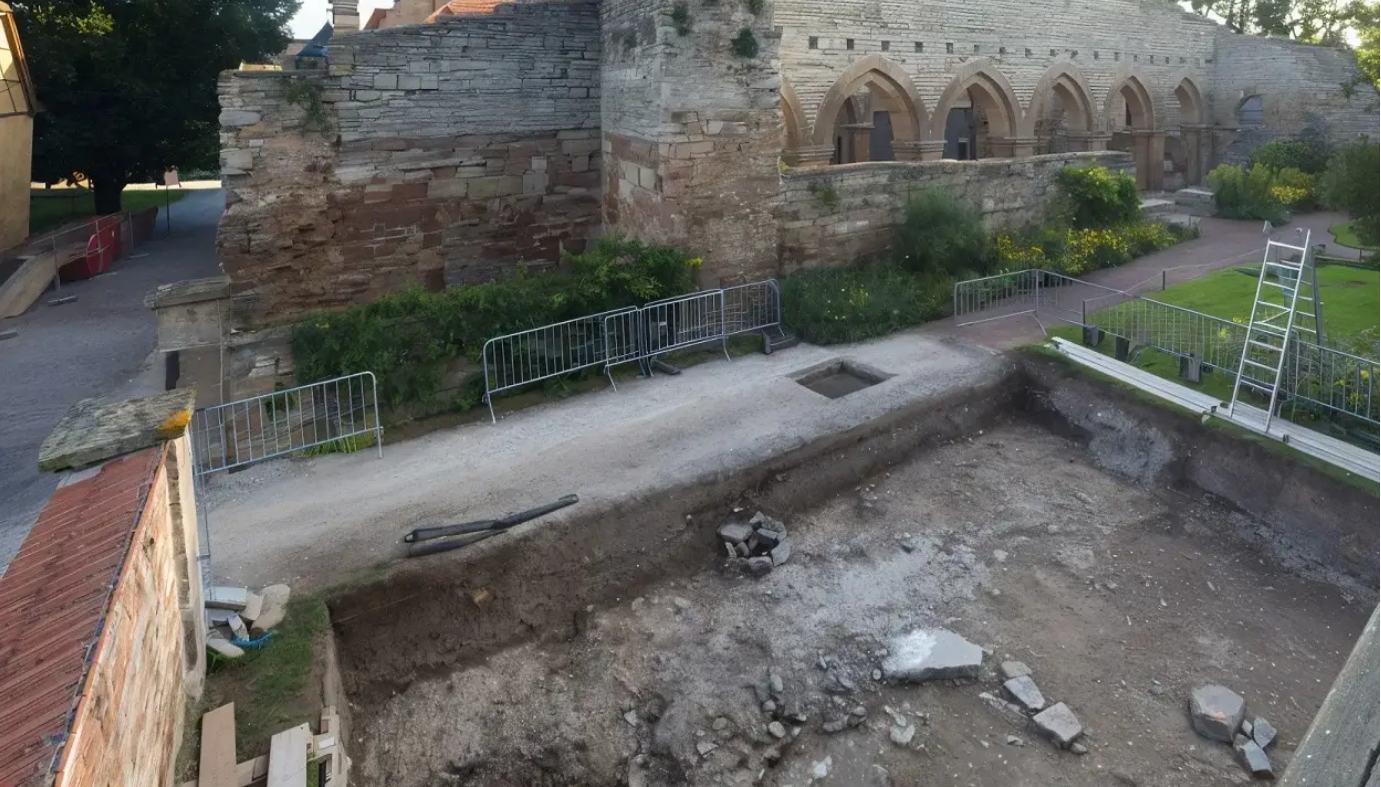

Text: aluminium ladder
xmin=1228 ymin=230 xmax=1321 ymax=431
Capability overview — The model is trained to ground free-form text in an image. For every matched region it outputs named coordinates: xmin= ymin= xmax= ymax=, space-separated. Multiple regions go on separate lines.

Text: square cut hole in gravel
xmin=792 ymin=359 xmax=891 ymax=399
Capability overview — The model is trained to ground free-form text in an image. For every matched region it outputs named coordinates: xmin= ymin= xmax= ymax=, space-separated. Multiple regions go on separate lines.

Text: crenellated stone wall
xmin=776 ymin=151 xmax=1134 ymax=271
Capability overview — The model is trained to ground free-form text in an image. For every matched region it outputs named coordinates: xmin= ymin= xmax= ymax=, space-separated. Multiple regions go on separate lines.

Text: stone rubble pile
xmin=1189 ymin=684 xmax=1277 ymax=779
xmin=204 ymin=583 xmax=292 ymax=659
xmin=718 ymin=512 xmax=792 ymax=575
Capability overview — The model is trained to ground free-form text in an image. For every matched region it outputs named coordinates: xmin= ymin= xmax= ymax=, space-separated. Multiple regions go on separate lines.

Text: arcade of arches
xmin=782 ymin=58 xmax=1210 ymax=191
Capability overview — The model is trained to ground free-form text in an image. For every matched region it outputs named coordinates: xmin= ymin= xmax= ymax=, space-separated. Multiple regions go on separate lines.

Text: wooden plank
xmin=266 ymin=723 xmax=312 ymax=787
xmin=199 ymin=703 xmax=238 ymax=787
xmin=1280 ymin=605 xmax=1380 ymax=787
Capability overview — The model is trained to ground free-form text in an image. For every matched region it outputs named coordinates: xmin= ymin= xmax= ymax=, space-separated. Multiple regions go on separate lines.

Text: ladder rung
xmin=1237 ymin=377 xmax=1277 ymax=394
xmin=1250 ymin=324 xmax=1288 ymax=338
xmin=1264 ymin=259 xmax=1304 ymax=271
xmin=1253 ymin=302 xmax=1289 ymax=313
xmin=1242 ymin=358 xmax=1278 ymax=371
xmin=1248 ymin=339 xmax=1284 ymax=351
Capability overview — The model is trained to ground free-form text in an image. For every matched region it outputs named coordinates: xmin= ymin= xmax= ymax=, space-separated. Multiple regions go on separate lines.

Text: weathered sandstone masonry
xmin=776 ymin=151 xmax=1133 ymax=272
xmin=218 ymin=0 xmax=602 ymax=328
xmin=198 ymin=0 xmax=1377 ymax=403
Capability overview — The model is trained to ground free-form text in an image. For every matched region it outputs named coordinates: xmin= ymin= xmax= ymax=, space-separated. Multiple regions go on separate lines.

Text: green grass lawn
xmin=29 ymin=188 xmax=186 ymax=235
xmin=1330 ymin=221 xmax=1378 ymax=251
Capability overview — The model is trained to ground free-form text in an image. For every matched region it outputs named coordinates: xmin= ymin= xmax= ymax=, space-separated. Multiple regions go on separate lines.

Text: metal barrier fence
xmin=188 ymin=372 xmax=383 ymax=475
xmin=953 ymin=268 xmax=1381 ymax=431
xmin=483 ymin=280 xmax=783 ymax=422
xmin=482 ymin=306 xmax=636 ymax=405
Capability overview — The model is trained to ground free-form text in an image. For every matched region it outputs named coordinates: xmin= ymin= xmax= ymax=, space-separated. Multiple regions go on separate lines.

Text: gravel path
xmin=0 ymin=189 xmax=224 ymax=573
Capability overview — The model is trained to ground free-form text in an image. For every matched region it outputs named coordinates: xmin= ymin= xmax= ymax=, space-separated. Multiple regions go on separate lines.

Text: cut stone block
xmin=1000 ymin=660 xmax=1032 ymax=680
xmin=881 ymin=629 xmax=984 ymax=683
xmin=717 ymin=522 xmax=752 ymax=545
xmin=1003 ymin=675 xmax=1047 ymax=712
xmin=1234 ymin=736 xmax=1273 ymax=778
xmin=239 ymin=592 xmax=265 ymax=623
xmin=1189 ymin=685 xmax=1247 ymax=744
xmin=250 ymin=584 xmax=291 ymax=634
xmin=1251 ymin=716 xmax=1277 ymax=749
xmin=207 ymin=635 xmax=245 ymax=659
xmin=206 ymin=586 xmax=250 ymax=611
xmin=38 ymin=388 xmax=197 ymax=472
xmin=1033 ymin=702 xmax=1084 ymax=747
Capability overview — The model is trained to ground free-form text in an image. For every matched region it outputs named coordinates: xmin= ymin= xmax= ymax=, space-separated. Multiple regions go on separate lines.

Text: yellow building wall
xmin=0 ymin=113 xmax=32 ymax=249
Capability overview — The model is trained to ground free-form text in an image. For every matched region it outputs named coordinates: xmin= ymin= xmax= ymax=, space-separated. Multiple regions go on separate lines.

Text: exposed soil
xmin=343 ymin=423 xmax=1373 ymax=787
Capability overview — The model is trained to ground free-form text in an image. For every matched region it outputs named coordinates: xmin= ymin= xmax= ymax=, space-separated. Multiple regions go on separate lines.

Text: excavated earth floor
xmin=340 ymin=419 xmax=1373 ymax=787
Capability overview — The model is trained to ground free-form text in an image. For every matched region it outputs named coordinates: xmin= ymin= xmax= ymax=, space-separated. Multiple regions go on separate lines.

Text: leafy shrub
xmin=994 ymin=220 xmax=1188 ymax=276
xmin=1249 ymin=139 xmax=1331 ymax=175
xmin=670 ymin=1 xmax=691 ymax=35
xmin=781 ymin=262 xmax=952 ymax=345
xmin=1053 ymin=164 xmax=1141 ymax=229
xmin=1207 ymin=163 xmax=1286 ymax=223
xmin=293 ymin=238 xmax=700 ymax=407
xmin=892 ymin=189 xmax=991 ymax=277
xmin=1321 ymin=139 xmax=1380 ymax=246
xmin=730 ymin=27 xmax=758 ymax=58
xmin=1267 ymin=166 xmax=1317 ymax=210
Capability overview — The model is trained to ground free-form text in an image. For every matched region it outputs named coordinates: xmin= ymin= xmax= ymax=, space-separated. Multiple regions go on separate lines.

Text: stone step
xmin=1140 ymin=198 xmax=1177 ymax=217
xmin=1174 ymin=187 xmax=1216 ymax=217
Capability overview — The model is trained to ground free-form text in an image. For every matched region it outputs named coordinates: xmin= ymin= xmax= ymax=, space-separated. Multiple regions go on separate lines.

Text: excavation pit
xmin=327 ymin=359 xmax=1377 ymax=787
xmin=791 ymin=359 xmax=891 ymax=399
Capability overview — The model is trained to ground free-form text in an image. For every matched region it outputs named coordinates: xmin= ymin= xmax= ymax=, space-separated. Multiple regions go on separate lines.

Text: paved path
xmin=0 ymin=189 xmax=225 ymax=572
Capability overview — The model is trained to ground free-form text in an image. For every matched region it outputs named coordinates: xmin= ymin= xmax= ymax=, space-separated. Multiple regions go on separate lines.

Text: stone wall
xmin=1211 ymin=34 xmax=1380 ymax=164
xmin=776 ymin=0 xmax=1220 ymax=143
xmin=776 ymin=151 xmax=1134 ymax=271
xmin=600 ymin=0 xmax=783 ymax=284
xmin=53 ymin=437 xmax=206 ymax=787
xmin=217 ymin=1 xmax=602 ymax=328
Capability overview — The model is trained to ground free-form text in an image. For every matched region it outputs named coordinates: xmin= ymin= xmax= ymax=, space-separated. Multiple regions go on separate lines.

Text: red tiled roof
xmin=0 ymin=449 xmax=160 ymax=787
xmin=424 ymin=0 xmax=503 ymax=22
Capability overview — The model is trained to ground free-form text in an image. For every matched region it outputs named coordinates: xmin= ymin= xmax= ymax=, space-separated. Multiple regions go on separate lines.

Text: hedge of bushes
xmin=781 ymin=165 xmax=1194 ymax=344
xmin=292 ymin=238 xmax=701 ymax=407
xmin=1212 ymin=137 xmax=1379 ymax=242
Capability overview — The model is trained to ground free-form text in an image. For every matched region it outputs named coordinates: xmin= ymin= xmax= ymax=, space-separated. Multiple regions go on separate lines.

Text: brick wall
xmin=776 ymin=151 xmax=1134 ymax=271
xmin=52 ymin=437 xmax=206 ymax=787
xmin=217 ymin=1 xmax=603 ymax=328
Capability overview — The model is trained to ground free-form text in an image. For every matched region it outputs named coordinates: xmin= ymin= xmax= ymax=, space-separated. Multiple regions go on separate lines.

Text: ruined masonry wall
xmin=217 ymin=1 xmax=602 ymax=328
xmin=1212 ymin=35 xmax=1380 ymax=163
xmin=599 ymin=0 xmax=784 ymax=284
xmin=777 ymin=151 xmax=1134 ymax=271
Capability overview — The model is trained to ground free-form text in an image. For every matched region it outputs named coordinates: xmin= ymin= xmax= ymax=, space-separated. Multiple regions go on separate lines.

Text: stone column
xmin=987 ymin=137 xmax=1014 ymax=158
xmin=1008 ymin=136 xmax=1038 ymax=158
xmin=1179 ymin=124 xmax=1209 ymax=186
xmin=1137 ymin=130 xmax=1166 ymax=191
xmin=893 ymin=141 xmax=946 ymax=161
xmin=145 ymin=277 xmax=230 ymax=408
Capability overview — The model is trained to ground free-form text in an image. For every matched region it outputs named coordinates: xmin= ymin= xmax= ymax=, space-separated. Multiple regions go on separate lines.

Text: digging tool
xmin=402 ymin=494 xmax=579 ymax=554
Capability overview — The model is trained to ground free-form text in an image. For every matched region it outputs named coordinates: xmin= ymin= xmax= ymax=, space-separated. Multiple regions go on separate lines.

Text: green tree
xmin=1320 ymin=139 xmax=1380 ymax=245
xmin=14 ymin=0 xmax=297 ymax=214
xmin=1188 ymin=0 xmax=1379 ymax=86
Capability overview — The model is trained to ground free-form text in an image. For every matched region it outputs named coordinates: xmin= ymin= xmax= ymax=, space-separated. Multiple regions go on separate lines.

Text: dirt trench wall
xmin=327 ymin=372 xmax=1021 ymax=704
xmin=1021 ymin=354 xmax=1380 ymax=587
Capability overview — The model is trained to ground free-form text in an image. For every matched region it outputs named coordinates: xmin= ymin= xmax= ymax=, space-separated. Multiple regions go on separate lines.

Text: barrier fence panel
xmin=952 ymin=270 xmax=1040 ymax=327
xmin=1284 ymin=342 xmax=1380 ymax=427
xmin=481 ymin=306 xmax=636 ymax=423
xmin=1083 ymin=296 xmax=1248 ymax=374
xmin=640 ymin=290 xmax=729 ymax=360
xmin=601 ymin=308 xmax=646 ymax=384
xmin=723 ymin=280 xmax=781 ymax=336
xmin=189 ymin=371 xmax=383 ymax=475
